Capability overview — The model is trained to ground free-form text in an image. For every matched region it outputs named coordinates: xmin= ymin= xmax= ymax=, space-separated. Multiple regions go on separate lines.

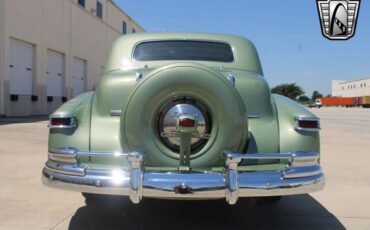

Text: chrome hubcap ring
xmin=156 ymin=98 xmax=211 ymax=154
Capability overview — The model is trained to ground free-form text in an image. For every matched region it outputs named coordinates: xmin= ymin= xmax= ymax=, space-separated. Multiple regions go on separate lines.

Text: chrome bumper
xmin=42 ymin=148 xmax=325 ymax=205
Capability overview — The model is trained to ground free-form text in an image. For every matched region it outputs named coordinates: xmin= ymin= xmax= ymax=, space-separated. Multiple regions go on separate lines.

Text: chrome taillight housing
xmin=294 ymin=117 xmax=320 ymax=131
xmin=48 ymin=116 xmax=76 ymax=129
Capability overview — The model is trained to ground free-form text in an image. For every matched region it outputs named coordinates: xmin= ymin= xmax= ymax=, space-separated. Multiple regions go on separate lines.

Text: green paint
xmin=48 ymin=33 xmax=320 ymax=170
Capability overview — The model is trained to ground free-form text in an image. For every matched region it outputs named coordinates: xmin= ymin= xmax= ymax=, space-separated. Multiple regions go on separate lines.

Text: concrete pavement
xmin=0 ymin=107 xmax=369 ymax=229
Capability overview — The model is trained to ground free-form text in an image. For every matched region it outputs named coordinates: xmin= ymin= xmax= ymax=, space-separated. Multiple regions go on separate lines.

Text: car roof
xmin=105 ymin=32 xmax=263 ymax=75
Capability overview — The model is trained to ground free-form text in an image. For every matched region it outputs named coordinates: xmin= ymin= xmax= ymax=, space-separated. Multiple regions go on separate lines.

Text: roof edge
xmin=108 ymin=0 xmax=145 ymax=31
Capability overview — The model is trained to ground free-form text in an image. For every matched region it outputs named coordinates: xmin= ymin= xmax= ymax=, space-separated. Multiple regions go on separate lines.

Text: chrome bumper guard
xmin=42 ymin=148 xmax=325 ymax=205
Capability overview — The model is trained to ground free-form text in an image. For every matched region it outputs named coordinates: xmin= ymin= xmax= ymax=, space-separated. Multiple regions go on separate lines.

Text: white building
xmin=332 ymin=77 xmax=370 ymax=97
xmin=0 ymin=0 xmax=144 ymax=116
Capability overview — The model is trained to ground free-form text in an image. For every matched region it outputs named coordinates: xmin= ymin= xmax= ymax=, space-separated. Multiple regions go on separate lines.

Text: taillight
xmin=48 ymin=117 xmax=76 ymax=128
xmin=294 ymin=117 xmax=320 ymax=131
xmin=179 ymin=117 xmax=196 ymax=128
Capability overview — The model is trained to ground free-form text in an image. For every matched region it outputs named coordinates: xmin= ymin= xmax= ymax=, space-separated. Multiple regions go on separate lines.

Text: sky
xmin=114 ymin=0 xmax=370 ymax=97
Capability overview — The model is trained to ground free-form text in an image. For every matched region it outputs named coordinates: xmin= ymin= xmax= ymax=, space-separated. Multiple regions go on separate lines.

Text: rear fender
xmin=48 ymin=92 xmax=95 ymax=163
xmin=273 ymin=94 xmax=320 ymax=154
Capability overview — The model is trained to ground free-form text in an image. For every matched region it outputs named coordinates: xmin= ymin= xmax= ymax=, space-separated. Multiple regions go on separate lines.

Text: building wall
xmin=332 ymin=80 xmax=346 ymax=97
xmin=0 ymin=0 xmax=5 ymax=116
xmin=0 ymin=0 xmax=144 ymax=116
xmin=332 ymin=78 xmax=370 ymax=97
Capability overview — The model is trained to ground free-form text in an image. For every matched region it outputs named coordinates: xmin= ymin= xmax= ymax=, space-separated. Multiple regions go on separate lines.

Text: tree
xmin=311 ymin=91 xmax=323 ymax=101
xmin=271 ymin=83 xmax=305 ymax=100
xmin=298 ymin=95 xmax=311 ymax=104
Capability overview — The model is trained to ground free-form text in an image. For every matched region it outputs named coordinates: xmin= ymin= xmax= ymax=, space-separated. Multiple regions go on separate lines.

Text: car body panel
xmin=273 ymin=94 xmax=320 ymax=153
xmin=44 ymin=33 xmax=323 ymax=203
xmin=48 ymin=33 xmax=320 ymax=168
xmin=48 ymin=92 xmax=94 ymax=163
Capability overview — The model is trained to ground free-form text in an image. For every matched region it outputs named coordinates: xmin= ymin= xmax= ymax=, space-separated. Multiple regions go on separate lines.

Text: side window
xmin=96 ymin=1 xmax=103 ymax=19
xmin=78 ymin=0 xmax=85 ymax=7
xmin=122 ymin=21 xmax=127 ymax=34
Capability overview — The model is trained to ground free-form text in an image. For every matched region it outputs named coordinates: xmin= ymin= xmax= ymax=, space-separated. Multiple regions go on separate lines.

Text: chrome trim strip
xmin=49 ymin=114 xmax=74 ymax=118
xmin=45 ymin=160 xmax=86 ymax=176
xmin=224 ymin=152 xmax=318 ymax=161
xmin=227 ymin=72 xmax=236 ymax=86
xmin=247 ymin=112 xmax=260 ymax=118
xmin=135 ymin=72 xmax=142 ymax=82
xmin=295 ymin=117 xmax=320 ymax=121
xmin=47 ymin=124 xmax=77 ymax=129
xmin=49 ymin=148 xmax=129 ymax=158
xmin=295 ymin=127 xmax=321 ymax=132
xmin=48 ymin=148 xmax=77 ymax=164
xmin=49 ymin=148 xmax=78 ymax=155
xmin=283 ymin=165 xmax=322 ymax=178
xmin=294 ymin=116 xmax=321 ymax=131
xmin=42 ymin=149 xmax=324 ymax=205
xmin=110 ymin=110 xmax=122 ymax=116
xmin=49 ymin=154 xmax=77 ymax=164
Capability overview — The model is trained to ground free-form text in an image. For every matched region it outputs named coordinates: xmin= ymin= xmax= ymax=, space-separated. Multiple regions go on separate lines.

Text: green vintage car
xmin=42 ymin=33 xmax=324 ymax=204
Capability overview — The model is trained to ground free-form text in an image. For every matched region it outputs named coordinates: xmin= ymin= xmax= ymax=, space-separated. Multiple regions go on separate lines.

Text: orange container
xmin=340 ymin=97 xmax=354 ymax=105
xmin=320 ymin=97 xmax=354 ymax=106
xmin=320 ymin=97 xmax=340 ymax=106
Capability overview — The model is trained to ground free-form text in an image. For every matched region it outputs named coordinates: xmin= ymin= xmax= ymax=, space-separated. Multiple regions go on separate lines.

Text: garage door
xmin=46 ymin=50 xmax=63 ymax=97
xmin=9 ymin=39 xmax=34 ymax=95
xmin=73 ymin=57 xmax=86 ymax=97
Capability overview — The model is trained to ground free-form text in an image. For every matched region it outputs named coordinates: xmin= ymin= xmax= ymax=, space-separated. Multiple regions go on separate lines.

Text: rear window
xmin=133 ymin=41 xmax=234 ymax=62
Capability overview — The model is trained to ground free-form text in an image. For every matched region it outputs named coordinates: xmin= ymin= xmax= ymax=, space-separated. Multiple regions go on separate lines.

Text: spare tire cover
xmin=121 ymin=63 xmax=247 ymax=167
